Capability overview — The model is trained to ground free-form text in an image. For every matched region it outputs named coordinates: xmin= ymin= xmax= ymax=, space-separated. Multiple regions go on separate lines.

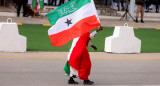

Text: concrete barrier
xmin=105 ymin=23 xmax=141 ymax=53
xmin=0 ymin=18 xmax=27 ymax=52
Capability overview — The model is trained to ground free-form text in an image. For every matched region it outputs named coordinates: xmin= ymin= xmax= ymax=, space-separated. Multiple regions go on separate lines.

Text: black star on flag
xmin=65 ymin=19 xmax=72 ymax=26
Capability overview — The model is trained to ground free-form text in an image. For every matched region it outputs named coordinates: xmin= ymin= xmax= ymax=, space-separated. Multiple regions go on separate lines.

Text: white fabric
xmin=88 ymin=31 xmax=97 ymax=46
xmin=88 ymin=42 xmax=92 ymax=46
xmin=70 ymin=66 xmax=78 ymax=77
xmin=90 ymin=31 xmax=97 ymax=39
xmin=28 ymin=0 xmax=32 ymax=4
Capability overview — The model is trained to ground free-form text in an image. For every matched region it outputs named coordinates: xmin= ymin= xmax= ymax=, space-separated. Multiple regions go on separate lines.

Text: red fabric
xmin=68 ymin=32 xmax=91 ymax=80
xmin=35 ymin=0 xmax=37 ymax=12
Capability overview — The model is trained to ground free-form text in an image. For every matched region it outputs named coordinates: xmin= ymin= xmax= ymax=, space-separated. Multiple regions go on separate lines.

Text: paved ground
xmin=1 ymin=52 xmax=160 ymax=86
xmin=1 ymin=6 xmax=160 ymax=86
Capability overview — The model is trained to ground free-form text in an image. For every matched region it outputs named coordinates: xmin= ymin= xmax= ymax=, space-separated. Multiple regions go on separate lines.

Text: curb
xmin=17 ymin=23 xmax=160 ymax=30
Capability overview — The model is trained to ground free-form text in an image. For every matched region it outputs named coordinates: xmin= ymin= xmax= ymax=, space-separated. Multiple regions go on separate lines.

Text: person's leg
xmin=1 ymin=0 xmax=4 ymax=6
xmin=105 ymin=0 xmax=108 ymax=5
xmin=61 ymin=0 xmax=64 ymax=4
xmin=146 ymin=0 xmax=149 ymax=12
xmin=156 ymin=0 xmax=159 ymax=13
xmin=135 ymin=5 xmax=141 ymax=23
xmin=59 ymin=0 xmax=64 ymax=5
xmin=50 ymin=0 xmax=53 ymax=5
xmin=79 ymin=49 xmax=94 ymax=85
xmin=50 ymin=0 xmax=57 ymax=5
xmin=57 ymin=0 xmax=61 ymax=6
xmin=48 ymin=0 xmax=51 ymax=5
xmin=121 ymin=0 xmax=124 ymax=11
xmin=55 ymin=0 xmax=57 ymax=6
xmin=68 ymin=77 xmax=78 ymax=84
xmin=17 ymin=0 xmax=22 ymax=17
xmin=141 ymin=6 xmax=144 ymax=23
xmin=117 ymin=0 xmax=120 ymax=11
xmin=68 ymin=67 xmax=78 ymax=84
xmin=23 ymin=0 xmax=28 ymax=17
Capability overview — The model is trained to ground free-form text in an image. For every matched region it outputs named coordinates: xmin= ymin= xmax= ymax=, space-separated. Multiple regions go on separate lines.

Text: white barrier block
xmin=0 ymin=18 xmax=27 ymax=52
xmin=105 ymin=23 xmax=141 ymax=53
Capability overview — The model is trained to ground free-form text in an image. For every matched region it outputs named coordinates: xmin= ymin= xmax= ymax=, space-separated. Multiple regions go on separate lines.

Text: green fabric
xmin=46 ymin=0 xmax=91 ymax=26
xmin=32 ymin=0 xmax=44 ymax=8
xmin=40 ymin=0 xmax=44 ymax=8
xmin=32 ymin=0 xmax=37 ymax=8
xmin=64 ymin=61 xmax=70 ymax=75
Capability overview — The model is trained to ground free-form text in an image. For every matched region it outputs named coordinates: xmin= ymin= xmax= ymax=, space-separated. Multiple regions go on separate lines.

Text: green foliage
xmin=18 ymin=25 xmax=160 ymax=52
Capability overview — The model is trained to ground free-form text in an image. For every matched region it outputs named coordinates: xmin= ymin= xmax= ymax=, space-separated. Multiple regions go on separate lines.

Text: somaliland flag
xmin=32 ymin=0 xmax=44 ymax=12
xmin=46 ymin=0 xmax=100 ymax=47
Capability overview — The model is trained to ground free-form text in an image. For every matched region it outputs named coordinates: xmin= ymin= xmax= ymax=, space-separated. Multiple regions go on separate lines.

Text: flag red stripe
xmin=35 ymin=0 xmax=37 ymax=12
xmin=49 ymin=15 xmax=100 ymax=47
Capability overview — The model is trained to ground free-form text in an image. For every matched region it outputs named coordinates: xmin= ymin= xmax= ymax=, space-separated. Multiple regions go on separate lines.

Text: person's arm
xmin=91 ymin=44 xmax=97 ymax=51
xmin=89 ymin=26 xmax=103 ymax=50
xmin=88 ymin=42 xmax=97 ymax=51
xmin=90 ymin=26 xmax=103 ymax=39
xmin=96 ymin=26 xmax=103 ymax=32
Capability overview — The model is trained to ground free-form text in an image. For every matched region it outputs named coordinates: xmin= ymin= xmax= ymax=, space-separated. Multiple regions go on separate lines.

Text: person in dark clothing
xmin=145 ymin=0 xmax=150 ymax=12
xmin=135 ymin=0 xmax=145 ymax=23
xmin=121 ymin=0 xmax=125 ymax=11
xmin=17 ymin=0 xmax=28 ymax=17
xmin=116 ymin=0 xmax=120 ymax=11
xmin=49 ymin=0 xmax=57 ymax=6
xmin=155 ymin=0 xmax=159 ymax=13
xmin=0 ymin=0 xmax=4 ymax=6
xmin=58 ymin=0 xmax=64 ymax=6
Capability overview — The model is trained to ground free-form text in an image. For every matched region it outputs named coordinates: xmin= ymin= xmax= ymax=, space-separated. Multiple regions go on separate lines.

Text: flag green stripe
xmin=40 ymin=0 xmax=44 ymax=8
xmin=64 ymin=61 xmax=70 ymax=75
xmin=32 ymin=0 xmax=37 ymax=8
xmin=46 ymin=0 xmax=91 ymax=26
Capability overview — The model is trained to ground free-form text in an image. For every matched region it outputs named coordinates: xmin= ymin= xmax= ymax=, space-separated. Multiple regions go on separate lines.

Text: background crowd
xmin=27 ymin=0 xmax=70 ymax=6
xmin=103 ymin=0 xmax=159 ymax=13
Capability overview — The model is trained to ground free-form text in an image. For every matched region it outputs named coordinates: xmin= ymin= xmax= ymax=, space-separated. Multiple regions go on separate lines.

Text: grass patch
xmin=18 ymin=25 xmax=160 ymax=53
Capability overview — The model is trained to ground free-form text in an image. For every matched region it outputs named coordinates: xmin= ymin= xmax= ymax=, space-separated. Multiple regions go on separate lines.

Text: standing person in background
xmin=107 ymin=0 xmax=112 ymax=7
xmin=135 ymin=0 xmax=145 ymax=23
xmin=121 ymin=0 xmax=125 ymax=11
xmin=116 ymin=0 xmax=121 ymax=11
xmin=145 ymin=0 xmax=150 ymax=12
xmin=49 ymin=0 xmax=57 ymax=6
xmin=155 ymin=0 xmax=159 ymax=13
xmin=48 ymin=0 xmax=51 ymax=5
xmin=57 ymin=0 xmax=64 ymax=6
xmin=17 ymin=0 xmax=28 ymax=17
xmin=104 ymin=0 xmax=108 ymax=5
xmin=0 ymin=0 xmax=4 ymax=6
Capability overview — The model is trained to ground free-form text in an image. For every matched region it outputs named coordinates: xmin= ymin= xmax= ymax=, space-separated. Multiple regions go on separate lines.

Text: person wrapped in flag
xmin=64 ymin=26 xmax=103 ymax=85
xmin=46 ymin=0 xmax=102 ymax=85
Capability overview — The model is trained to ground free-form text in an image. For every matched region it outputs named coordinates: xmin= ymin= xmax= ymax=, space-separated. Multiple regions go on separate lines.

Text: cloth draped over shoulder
xmin=68 ymin=32 xmax=91 ymax=80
